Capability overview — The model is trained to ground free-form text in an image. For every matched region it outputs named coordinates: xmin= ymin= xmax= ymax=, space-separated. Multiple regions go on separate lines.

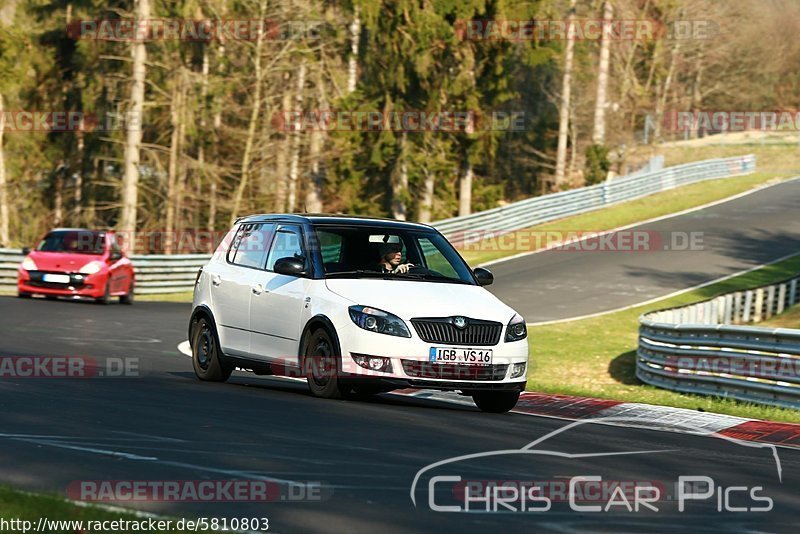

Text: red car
xmin=18 ymin=229 xmax=135 ymax=304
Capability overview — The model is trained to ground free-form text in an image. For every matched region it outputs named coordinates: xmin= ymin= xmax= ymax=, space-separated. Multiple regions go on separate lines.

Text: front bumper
xmin=336 ymin=319 xmax=530 ymax=390
xmin=18 ymin=269 xmax=107 ymax=298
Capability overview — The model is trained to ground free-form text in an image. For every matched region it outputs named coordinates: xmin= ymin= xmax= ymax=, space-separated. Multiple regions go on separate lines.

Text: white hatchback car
xmin=189 ymin=215 xmax=529 ymax=413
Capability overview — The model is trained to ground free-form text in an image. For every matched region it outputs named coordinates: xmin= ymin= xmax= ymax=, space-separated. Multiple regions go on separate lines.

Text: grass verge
xmin=459 ymin=171 xmax=791 ymax=266
xmin=525 ymin=254 xmax=800 ymax=423
xmin=757 ymin=303 xmax=800 ymax=329
xmin=136 ymin=291 xmax=194 ymax=303
xmin=0 ymin=485 xmax=216 ymax=533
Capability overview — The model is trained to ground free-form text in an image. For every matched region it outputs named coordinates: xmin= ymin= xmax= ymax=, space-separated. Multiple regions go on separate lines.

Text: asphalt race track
xmin=488 ymin=178 xmax=800 ymax=322
xmin=1 ymin=298 xmax=799 ymax=532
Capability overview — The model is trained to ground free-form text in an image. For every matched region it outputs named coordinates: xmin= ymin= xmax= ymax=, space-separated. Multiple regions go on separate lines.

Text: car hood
xmin=324 ymin=279 xmax=518 ymax=323
xmin=27 ymin=251 xmax=103 ymax=272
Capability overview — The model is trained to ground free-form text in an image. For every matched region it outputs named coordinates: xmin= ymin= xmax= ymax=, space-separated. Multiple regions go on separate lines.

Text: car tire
xmin=472 ymin=391 xmax=520 ymax=413
xmin=191 ymin=317 xmax=233 ymax=382
xmin=119 ymin=280 xmax=134 ymax=305
xmin=96 ymin=281 xmax=111 ymax=305
xmin=17 ymin=291 xmax=31 ymax=298
xmin=304 ymin=328 xmax=350 ymax=399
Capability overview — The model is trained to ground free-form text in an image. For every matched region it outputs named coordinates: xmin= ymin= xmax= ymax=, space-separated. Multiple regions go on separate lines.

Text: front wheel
xmin=472 ymin=391 xmax=520 ymax=413
xmin=119 ymin=280 xmax=134 ymax=305
xmin=191 ymin=318 xmax=233 ymax=382
xmin=304 ymin=329 xmax=350 ymax=399
xmin=96 ymin=281 xmax=110 ymax=305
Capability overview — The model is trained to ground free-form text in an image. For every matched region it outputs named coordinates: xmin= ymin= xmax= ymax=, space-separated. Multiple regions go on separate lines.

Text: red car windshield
xmin=36 ymin=231 xmax=106 ymax=255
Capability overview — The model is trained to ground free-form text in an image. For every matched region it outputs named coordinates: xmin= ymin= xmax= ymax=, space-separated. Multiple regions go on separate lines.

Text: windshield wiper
xmin=392 ymin=272 xmax=471 ymax=284
xmin=325 ymin=270 xmax=389 ymax=278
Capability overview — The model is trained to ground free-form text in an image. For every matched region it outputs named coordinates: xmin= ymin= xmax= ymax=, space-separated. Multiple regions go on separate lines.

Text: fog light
xmin=510 ymin=362 xmax=526 ymax=378
xmin=351 ymin=353 xmax=392 ymax=373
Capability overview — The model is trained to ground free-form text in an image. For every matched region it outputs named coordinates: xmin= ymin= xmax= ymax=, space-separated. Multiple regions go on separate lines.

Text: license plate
xmin=429 ymin=347 xmax=493 ymax=364
xmin=42 ymin=274 xmax=70 ymax=284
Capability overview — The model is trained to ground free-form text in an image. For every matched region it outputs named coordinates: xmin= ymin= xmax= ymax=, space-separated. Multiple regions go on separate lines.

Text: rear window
xmin=36 ymin=231 xmax=105 ymax=254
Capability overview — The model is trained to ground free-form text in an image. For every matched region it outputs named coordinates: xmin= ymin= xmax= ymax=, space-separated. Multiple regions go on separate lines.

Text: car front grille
xmin=401 ymin=360 xmax=509 ymax=381
xmin=25 ymin=271 xmax=86 ymax=288
xmin=411 ymin=317 xmax=502 ymax=346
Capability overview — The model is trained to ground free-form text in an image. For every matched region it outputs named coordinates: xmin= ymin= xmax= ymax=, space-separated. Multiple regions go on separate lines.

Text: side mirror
xmin=274 ymin=257 xmax=306 ymax=277
xmin=108 ymin=251 xmax=122 ymax=262
xmin=21 ymin=247 xmax=31 ymax=256
xmin=473 ymin=267 xmax=494 ymax=286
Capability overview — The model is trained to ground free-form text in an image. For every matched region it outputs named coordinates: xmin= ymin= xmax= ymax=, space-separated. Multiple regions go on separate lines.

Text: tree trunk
xmin=165 ymin=73 xmax=184 ymax=254
xmin=0 ymin=93 xmax=8 ymax=246
xmin=287 ymin=61 xmax=307 ymax=213
xmin=391 ymin=132 xmax=408 ymax=220
xmin=347 ymin=6 xmax=361 ymax=94
xmin=305 ymin=68 xmax=327 ymax=213
xmin=418 ymin=167 xmax=434 ymax=223
xmin=458 ymin=160 xmax=473 ymax=217
xmin=554 ymin=0 xmax=576 ymax=187
xmin=53 ymin=163 xmax=64 ymax=226
xmin=119 ymin=0 xmax=150 ymax=250
xmin=273 ymin=87 xmax=292 ymax=212
xmin=230 ymin=0 xmax=267 ymax=225
xmin=72 ymin=118 xmax=84 ymax=224
xmin=592 ymin=0 xmax=613 ymax=145
xmin=653 ymin=39 xmax=680 ymax=142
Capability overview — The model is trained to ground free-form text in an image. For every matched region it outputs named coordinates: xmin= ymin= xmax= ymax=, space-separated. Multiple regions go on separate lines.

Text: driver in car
xmin=377 ymin=242 xmax=414 ymax=274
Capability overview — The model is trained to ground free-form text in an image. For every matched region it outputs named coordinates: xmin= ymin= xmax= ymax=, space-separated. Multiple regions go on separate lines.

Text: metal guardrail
xmin=0 ymin=154 xmax=757 ymax=295
xmin=433 ymin=154 xmax=756 ymax=243
xmin=0 ymin=249 xmax=209 ymax=295
xmin=638 ymin=275 xmax=800 ymax=409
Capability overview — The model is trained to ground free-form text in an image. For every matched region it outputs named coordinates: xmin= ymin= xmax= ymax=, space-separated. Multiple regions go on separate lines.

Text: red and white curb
xmin=394 ymin=389 xmax=800 ymax=450
xmin=178 ymin=342 xmax=800 ymax=450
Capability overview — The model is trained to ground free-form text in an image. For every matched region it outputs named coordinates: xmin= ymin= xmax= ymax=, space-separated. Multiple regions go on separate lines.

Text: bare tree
xmin=119 ymin=0 xmax=150 ymax=250
xmin=592 ymin=0 xmax=613 ymax=145
xmin=230 ymin=0 xmax=268 ymax=224
xmin=554 ymin=0 xmax=577 ymax=187
xmin=0 ymin=93 xmax=8 ymax=246
xmin=348 ymin=5 xmax=361 ymax=93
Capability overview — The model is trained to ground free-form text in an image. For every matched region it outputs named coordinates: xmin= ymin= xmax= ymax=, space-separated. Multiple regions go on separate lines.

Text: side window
xmin=317 ymin=230 xmax=343 ymax=264
xmin=418 ymin=237 xmax=459 ymax=278
xmin=266 ymin=225 xmax=305 ymax=271
xmin=228 ymin=223 xmax=274 ymax=269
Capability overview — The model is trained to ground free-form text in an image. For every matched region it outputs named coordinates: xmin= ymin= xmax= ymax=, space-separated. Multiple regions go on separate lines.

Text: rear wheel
xmin=304 ymin=329 xmax=350 ymax=399
xmin=119 ymin=280 xmax=134 ymax=305
xmin=191 ymin=317 xmax=233 ymax=382
xmin=17 ymin=291 xmax=31 ymax=299
xmin=472 ymin=391 xmax=520 ymax=413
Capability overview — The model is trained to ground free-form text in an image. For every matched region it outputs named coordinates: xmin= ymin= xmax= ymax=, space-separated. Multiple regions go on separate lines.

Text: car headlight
xmin=79 ymin=261 xmax=104 ymax=275
xmin=21 ymin=257 xmax=37 ymax=271
xmin=505 ymin=313 xmax=527 ymax=342
xmin=348 ymin=305 xmax=411 ymax=338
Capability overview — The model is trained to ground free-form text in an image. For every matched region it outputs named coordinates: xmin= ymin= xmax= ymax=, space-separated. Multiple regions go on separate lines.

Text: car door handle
xmin=211 ymin=275 xmax=221 ymax=287
xmin=252 ymin=283 xmax=264 ymax=295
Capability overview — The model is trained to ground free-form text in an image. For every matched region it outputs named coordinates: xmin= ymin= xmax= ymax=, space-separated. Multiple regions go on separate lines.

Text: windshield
xmin=314 ymin=225 xmax=475 ymax=284
xmin=36 ymin=230 xmax=106 ymax=255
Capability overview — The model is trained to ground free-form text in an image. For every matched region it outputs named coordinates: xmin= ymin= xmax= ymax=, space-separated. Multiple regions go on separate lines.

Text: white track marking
xmin=525 ymin=250 xmax=800 ymax=326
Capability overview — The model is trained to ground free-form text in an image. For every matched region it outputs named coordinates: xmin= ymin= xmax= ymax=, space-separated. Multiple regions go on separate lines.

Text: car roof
xmin=235 ymin=213 xmax=435 ymax=230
